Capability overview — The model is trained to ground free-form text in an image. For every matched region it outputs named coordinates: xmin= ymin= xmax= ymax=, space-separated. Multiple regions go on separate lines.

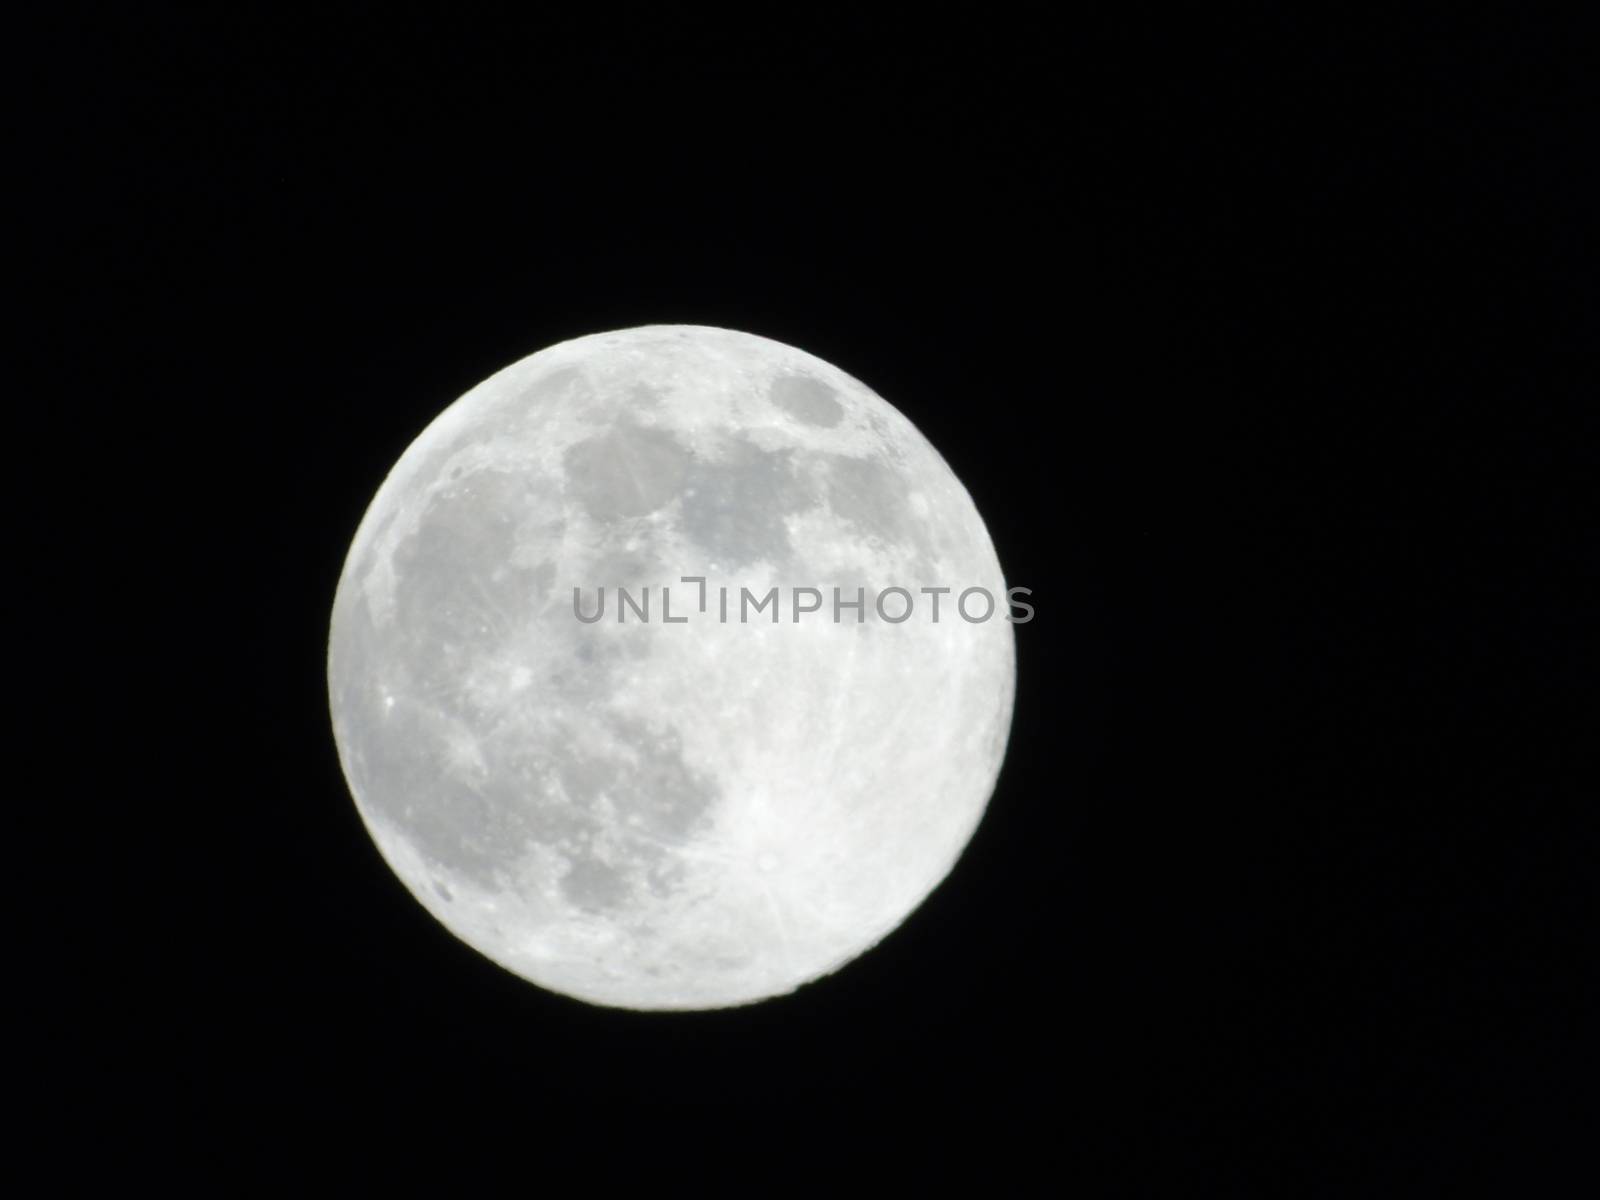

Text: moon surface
xmin=327 ymin=325 xmax=1015 ymax=1009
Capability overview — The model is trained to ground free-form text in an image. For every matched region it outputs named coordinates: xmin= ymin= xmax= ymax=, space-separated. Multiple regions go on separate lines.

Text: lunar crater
xmin=770 ymin=372 xmax=845 ymax=427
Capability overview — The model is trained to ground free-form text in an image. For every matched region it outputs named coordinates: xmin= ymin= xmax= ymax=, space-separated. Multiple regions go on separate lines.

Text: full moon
xmin=327 ymin=326 xmax=1015 ymax=1009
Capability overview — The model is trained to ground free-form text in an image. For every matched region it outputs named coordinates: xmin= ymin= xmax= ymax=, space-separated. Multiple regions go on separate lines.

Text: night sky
xmin=25 ymin=11 xmax=1598 ymax=1190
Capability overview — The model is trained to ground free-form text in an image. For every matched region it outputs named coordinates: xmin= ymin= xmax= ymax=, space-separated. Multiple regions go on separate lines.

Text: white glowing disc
xmin=328 ymin=326 xmax=1015 ymax=1009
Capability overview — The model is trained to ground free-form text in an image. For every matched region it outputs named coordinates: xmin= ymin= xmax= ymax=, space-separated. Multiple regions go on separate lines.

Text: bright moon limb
xmin=327 ymin=325 xmax=1016 ymax=1010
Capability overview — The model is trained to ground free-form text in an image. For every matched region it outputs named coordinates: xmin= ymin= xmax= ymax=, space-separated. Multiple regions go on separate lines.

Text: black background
xmin=27 ymin=10 xmax=1598 ymax=1190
